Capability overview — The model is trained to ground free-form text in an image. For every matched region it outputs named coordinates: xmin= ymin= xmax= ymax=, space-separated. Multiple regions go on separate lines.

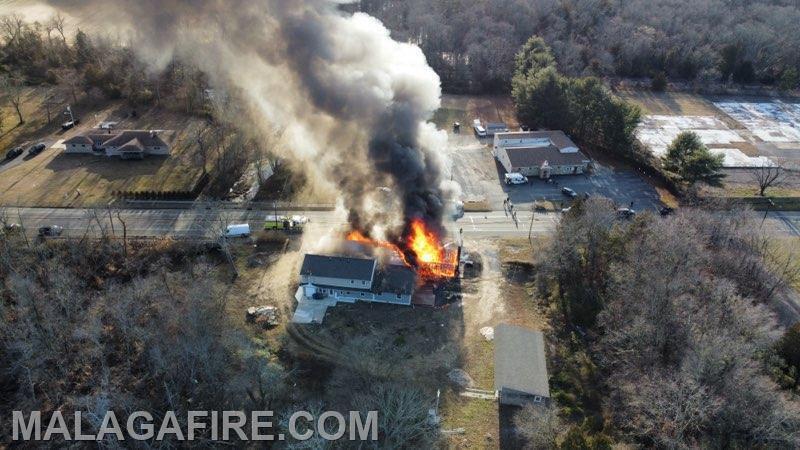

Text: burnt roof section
xmin=300 ymin=254 xmax=376 ymax=281
xmin=495 ymin=130 xmax=577 ymax=150
xmin=494 ymin=324 xmax=550 ymax=397
xmin=374 ymin=264 xmax=416 ymax=295
xmin=504 ymin=145 xmax=590 ymax=167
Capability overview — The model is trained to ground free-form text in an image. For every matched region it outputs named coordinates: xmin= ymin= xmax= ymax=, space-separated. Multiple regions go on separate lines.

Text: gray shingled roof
xmin=65 ymin=131 xmax=167 ymax=148
xmin=503 ymin=145 xmax=590 ymax=168
xmin=102 ymin=131 xmax=167 ymax=148
xmin=494 ymin=324 xmax=550 ymax=398
xmin=300 ymin=254 xmax=376 ymax=281
xmin=495 ymin=130 xmax=578 ymax=150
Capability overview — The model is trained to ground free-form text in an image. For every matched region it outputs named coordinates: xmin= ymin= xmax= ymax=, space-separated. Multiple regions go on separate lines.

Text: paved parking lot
xmin=445 ymin=131 xmax=663 ymax=212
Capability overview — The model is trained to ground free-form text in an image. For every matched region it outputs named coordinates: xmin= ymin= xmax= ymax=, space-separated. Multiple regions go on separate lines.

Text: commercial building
xmin=493 ymin=131 xmax=590 ymax=178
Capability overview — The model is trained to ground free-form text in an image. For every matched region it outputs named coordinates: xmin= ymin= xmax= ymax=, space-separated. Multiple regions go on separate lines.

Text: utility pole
xmin=761 ymin=198 xmax=776 ymax=228
xmin=528 ymin=204 xmax=535 ymax=247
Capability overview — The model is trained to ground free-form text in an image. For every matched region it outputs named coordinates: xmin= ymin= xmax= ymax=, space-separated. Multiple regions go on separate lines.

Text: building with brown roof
xmin=64 ymin=130 xmax=170 ymax=160
xmin=493 ymin=130 xmax=590 ymax=178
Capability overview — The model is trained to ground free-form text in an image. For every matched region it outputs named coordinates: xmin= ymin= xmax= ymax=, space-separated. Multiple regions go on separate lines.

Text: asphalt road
xmin=2 ymin=207 xmax=559 ymax=239
xmin=3 ymin=207 xmax=798 ymax=240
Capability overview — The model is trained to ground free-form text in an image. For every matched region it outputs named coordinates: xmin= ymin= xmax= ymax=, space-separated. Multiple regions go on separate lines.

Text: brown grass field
xmin=0 ymin=86 xmax=209 ymax=207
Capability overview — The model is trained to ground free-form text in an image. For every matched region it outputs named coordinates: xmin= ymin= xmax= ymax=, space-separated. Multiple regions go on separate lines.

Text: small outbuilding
xmin=494 ymin=323 xmax=550 ymax=406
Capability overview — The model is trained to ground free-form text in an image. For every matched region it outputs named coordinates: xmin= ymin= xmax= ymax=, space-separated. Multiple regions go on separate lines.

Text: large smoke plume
xmin=46 ymin=0 xmax=455 ymax=238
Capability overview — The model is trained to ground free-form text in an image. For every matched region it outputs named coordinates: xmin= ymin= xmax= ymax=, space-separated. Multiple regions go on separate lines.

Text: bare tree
xmin=192 ymin=126 xmax=211 ymax=176
xmin=0 ymin=15 xmax=25 ymax=46
xmin=48 ymin=13 xmax=67 ymax=44
xmin=751 ymin=164 xmax=786 ymax=197
xmin=1 ymin=75 xmax=25 ymax=124
xmin=513 ymin=405 xmax=564 ymax=449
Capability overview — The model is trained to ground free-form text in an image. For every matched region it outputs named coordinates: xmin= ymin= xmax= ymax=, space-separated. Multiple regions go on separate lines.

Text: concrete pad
xmin=708 ymin=148 xmax=775 ymax=168
xmin=292 ymin=302 xmax=329 ymax=324
xmin=636 ymin=115 xmax=745 ymax=158
xmin=714 ymin=101 xmax=800 ymax=143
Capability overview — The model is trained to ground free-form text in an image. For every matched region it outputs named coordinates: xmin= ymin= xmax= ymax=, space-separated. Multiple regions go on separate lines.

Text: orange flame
xmin=345 ymin=219 xmax=458 ymax=279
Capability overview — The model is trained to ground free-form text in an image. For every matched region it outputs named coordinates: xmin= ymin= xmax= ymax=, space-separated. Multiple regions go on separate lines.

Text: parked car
xmin=616 ymin=208 xmax=636 ymax=219
xmin=504 ymin=172 xmax=529 ymax=185
xmin=61 ymin=119 xmax=80 ymax=130
xmin=659 ymin=206 xmax=675 ymax=216
xmin=5 ymin=146 xmax=23 ymax=160
xmin=473 ymin=119 xmax=487 ymax=137
xmin=452 ymin=122 xmax=461 ymax=132
xmin=38 ymin=225 xmax=63 ymax=237
xmin=561 ymin=187 xmax=578 ymax=198
xmin=28 ymin=143 xmax=46 ymax=156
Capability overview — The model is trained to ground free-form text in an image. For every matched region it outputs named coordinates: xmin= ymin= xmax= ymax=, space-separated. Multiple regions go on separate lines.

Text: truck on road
xmin=224 ymin=223 xmax=251 ymax=238
xmin=264 ymin=215 xmax=306 ymax=233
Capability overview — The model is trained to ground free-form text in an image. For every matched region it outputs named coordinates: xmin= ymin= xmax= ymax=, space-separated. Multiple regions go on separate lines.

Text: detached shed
xmin=494 ymin=324 xmax=550 ymax=406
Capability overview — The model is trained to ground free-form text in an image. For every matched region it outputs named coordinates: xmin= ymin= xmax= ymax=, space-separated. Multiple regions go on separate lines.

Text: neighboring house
xmin=295 ymin=254 xmax=416 ymax=307
xmin=64 ymin=130 xmax=170 ymax=160
xmin=493 ymin=131 xmax=590 ymax=178
xmin=494 ymin=324 xmax=550 ymax=406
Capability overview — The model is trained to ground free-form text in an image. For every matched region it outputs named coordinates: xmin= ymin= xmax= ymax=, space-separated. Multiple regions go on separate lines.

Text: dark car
xmin=561 ymin=187 xmax=578 ymax=198
xmin=616 ymin=208 xmax=636 ymax=219
xmin=38 ymin=225 xmax=63 ymax=237
xmin=5 ymin=146 xmax=23 ymax=160
xmin=659 ymin=206 xmax=675 ymax=216
xmin=28 ymin=143 xmax=46 ymax=156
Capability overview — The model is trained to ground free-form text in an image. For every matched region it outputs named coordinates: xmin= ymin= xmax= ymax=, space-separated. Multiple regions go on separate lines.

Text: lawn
xmin=615 ymin=89 xmax=723 ymax=116
xmin=0 ymin=87 xmax=211 ymax=207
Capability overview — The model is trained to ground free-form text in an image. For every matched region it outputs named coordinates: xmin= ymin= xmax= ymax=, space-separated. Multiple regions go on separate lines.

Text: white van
xmin=224 ymin=223 xmax=251 ymax=238
xmin=504 ymin=173 xmax=529 ymax=185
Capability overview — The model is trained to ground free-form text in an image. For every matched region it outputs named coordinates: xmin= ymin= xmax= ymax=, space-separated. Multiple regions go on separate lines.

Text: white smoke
xmin=45 ymin=0 xmax=453 ymax=237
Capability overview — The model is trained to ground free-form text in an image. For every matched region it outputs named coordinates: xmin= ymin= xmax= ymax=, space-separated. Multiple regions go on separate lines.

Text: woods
xmin=540 ymin=200 xmax=800 ymax=447
xmin=512 ymin=37 xmax=641 ymax=158
xmin=356 ymin=0 xmax=800 ymax=93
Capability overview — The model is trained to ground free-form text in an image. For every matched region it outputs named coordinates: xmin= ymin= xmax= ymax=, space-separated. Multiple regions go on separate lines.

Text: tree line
xmin=0 ymin=14 xmax=210 ymax=116
xmin=533 ymin=199 xmax=800 ymax=447
xmin=511 ymin=37 xmax=641 ymax=159
xmin=354 ymin=0 xmax=800 ymax=93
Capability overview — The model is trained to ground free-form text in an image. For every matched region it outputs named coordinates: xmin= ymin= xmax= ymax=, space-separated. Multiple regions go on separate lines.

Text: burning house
xmin=292 ymin=220 xmax=461 ymax=324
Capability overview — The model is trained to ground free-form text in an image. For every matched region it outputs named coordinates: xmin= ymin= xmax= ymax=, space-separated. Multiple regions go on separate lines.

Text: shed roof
xmin=300 ymin=254 xmax=376 ymax=281
xmin=494 ymin=324 xmax=550 ymax=398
